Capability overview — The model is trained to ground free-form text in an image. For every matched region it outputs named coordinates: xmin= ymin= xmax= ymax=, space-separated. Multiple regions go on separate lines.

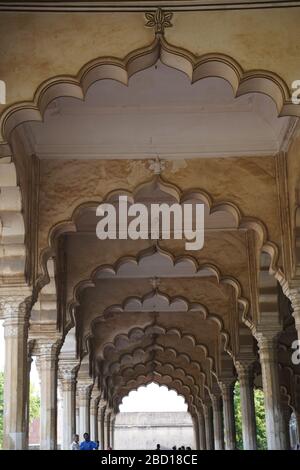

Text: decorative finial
xmin=149 ymin=155 xmax=165 ymax=175
xmin=145 ymin=8 xmax=173 ymax=35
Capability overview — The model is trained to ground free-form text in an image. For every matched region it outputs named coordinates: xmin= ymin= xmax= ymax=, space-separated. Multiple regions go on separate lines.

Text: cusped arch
xmin=38 ymin=176 xmax=283 ymax=312
xmin=88 ymin=293 xmax=231 ymax=358
xmin=106 ymin=344 xmax=204 ymax=377
xmin=109 ymin=360 xmax=201 ymax=396
xmin=113 ymin=373 xmax=197 ymax=412
xmin=1 ymin=35 xmax=297 ymax=145
xmin=1 ymin=33 xmax=296 ymax=289
xmin=116 ymin=381 xmax=190 ymax=414
xmin=93 ymin=324 xmax=215 ymax=381
xmin=68 ymin=245 xmax=249 ymax=333
xmin=105 ymin=351 xmax=206 ymax=393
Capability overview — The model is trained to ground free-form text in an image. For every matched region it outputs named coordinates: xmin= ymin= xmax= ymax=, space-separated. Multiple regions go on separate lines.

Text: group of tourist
xmin=70 ymin=433 xmax=112 ymax=450
xmin=156 ymin=444 xmax=192 ymax=451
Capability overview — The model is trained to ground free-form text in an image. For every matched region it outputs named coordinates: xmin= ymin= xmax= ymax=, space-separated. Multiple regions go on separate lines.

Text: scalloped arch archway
xmin=0 ymin=33 xmax=296 ymax=289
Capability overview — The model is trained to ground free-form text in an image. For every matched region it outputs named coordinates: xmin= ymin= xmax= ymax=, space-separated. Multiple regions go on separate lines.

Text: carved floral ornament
xmin=145 ymin=8 xmax=173 ymax=35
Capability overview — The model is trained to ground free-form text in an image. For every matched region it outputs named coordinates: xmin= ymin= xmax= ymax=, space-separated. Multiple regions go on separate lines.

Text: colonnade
xmin=1 ymin=295 xmax=299 ymax=450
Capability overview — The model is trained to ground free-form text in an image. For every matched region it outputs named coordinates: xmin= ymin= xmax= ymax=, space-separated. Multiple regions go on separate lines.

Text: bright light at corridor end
xmin=119 ymin=383 xmax=188 ymax=412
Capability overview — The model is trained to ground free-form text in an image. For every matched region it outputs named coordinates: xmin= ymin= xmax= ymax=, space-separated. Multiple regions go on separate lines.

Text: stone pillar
xmin=37 ymin=341 xmax=59 ymax=450
xmin=235 ymin=361 xmax=257 ymax=450
xmin=220 ymin=380 xmax=236 ymax=450
xmin=75 ymin=399 xmax=79 ymax=434
xmin=198 ymin=411 xmax=206 ymax=450
xmin=192 ymin=414 xmax=200 ymax=450
xmin=77 ymin=381 xmax=92 ymax=438
xmin=256 ymin=332 xmax=286 ymax=449
xmin=104 ymin=409 xmax=111 ymax=448
xmin=25 ymin=343 xmax=33 ymax=450
xmin=98 ymin=402 xmax=106 ymax=450
xmin=211 ymin=395 xmax=224 ymax=450
xmin=90 ymin=393 xmax=100 ymax=442
xmin=57 ymin=381 xmax=63 ymax=449
xmin=59 ymin=361 xmax=78 ymax=450
xmin=110 ymin=414 xmax=115 ymax=449
xmin=1 ymin=295 xmax=31 ymax=450
xmin=203 ymin=402 xmax=214 ymax=450
xmin=197 ymin=409 xmax=206 ymax=450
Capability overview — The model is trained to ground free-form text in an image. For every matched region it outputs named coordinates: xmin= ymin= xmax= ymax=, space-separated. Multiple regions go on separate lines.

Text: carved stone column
xmin=1 ymin=294 xmax=31 ymax=450
xmin=75 ymin=397 xmax=79 ymax=434
xmin=110 ymin=413 xmax=115 ymax=449
xmin=203 ymin=401 xmax=214 ymax=450
xmin=58 ymin=361 xmax=78 ymax=450
xmin=37 ymin=340 xmax=60 ymax=450
xmin=90 ymin=389 xmax=100 ymax=442
xmin=235 ymin=361 xmax=257 ymax=450
xmin=256 ymin=331 xmax=286 ymax=449
xmin=104 ymin=408 xmax=111 ymax=448
xmin=220 ymin=380 xmax=236 ymax=450
xmin=25 ymin=342 xmax=34 ymax=450
xmin=211 ymin=395 xmax=224 ymax=450
xmin=192 ymin=414 xmax=200 ymax=450
xmin=77 ymin=380 xmax=93 ymax=438
xmin=98 ymin=401 xmax=106 ymax=450
xmin=197 ymin=408 xmax=206 ymax=450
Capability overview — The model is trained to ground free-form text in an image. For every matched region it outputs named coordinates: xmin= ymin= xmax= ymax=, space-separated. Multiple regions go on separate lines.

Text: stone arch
xmin=34 ymin=174 xmax=283 ymax=317
xmin=87 ymin=291 xmax=231 ymax=359
xmin=112 ymin=373 xmax=198 ymax=412
xmin=103 ymin=345 xmax=206 ymax=388
xmin=67 ymin=245 xmax=249 ymax=339
xmin=116 ymin=380 xmax=191 ymax=414
xmin=91 ymin=323 xmax=216 ymax=392
xmin=109 ymin=360 xmax=202 ymax=399
xmin=0 ymin=34 xmax=295 ymax=291
xmin=103 ymin=343 xmax=210 ymax=390
xmin=0 ymin=35 xmax=297 ymax=146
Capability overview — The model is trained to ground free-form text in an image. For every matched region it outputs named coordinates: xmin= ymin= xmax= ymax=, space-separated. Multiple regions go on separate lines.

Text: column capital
xmin=254 ymin=329 xmax=281 ymax=352
xmin=77 ymin=379 xmax=93 ymax=401
xmin=0 ymin=288 xmax=32 ymax=317
xmin=219 ymin=378 xmax=235 ymax=400
xmin=59 ymin=360 xmax=79 ymax=380
xmin=59 ymin=360 xmax=79 ymax=390
xmin=281 ymin=281 xmax=300 ymax=301
xmin=36 ymin=338 xmax=61 ymax=360
xmin=235 ymin=358 xmax=255 ymax=382
xmin=1 ymin=292 xmax=32 ymax=336
xmin=284 ymin=283 xmax=300 ymax=328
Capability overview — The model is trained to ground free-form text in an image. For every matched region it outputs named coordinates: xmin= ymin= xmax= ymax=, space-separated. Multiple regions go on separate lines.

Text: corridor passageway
xmin=0 ymin=3 xmax=300 ymax=451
